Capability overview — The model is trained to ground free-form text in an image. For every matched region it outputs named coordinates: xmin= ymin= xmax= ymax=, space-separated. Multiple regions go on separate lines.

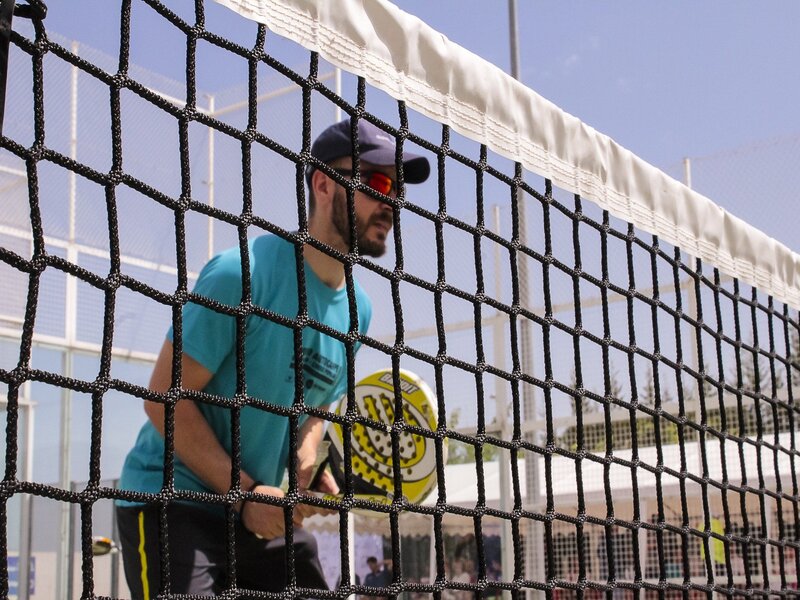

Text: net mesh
xmin=1 ymin=1 xmax=800 ymax=599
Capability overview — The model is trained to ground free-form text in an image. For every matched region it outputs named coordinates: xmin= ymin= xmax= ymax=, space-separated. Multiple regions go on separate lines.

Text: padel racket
xmin=309 ymin=368 xmax=444 ymax=512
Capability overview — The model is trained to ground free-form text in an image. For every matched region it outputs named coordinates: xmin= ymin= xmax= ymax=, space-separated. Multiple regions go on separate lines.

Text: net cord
xmin=2 ymin=1 xmax=800 ymax=598
xmin=0 ymin=0 xmax=14 ymax=137
xmin=0 ymin=1 xmax=47 ymax=136
xmin=213 ymin=0 xmax=800 ymax=311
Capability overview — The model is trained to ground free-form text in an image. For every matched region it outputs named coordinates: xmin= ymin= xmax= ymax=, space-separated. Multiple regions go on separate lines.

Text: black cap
xmin=307 ymin=118 xmax=430 ymax=184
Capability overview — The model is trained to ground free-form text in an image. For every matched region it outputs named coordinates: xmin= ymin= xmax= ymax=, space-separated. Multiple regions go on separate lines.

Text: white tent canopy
xmin=305 ymin=460 xmax=526 ymax=536
xmin=307 ymin=429 xmax=797 ymax=535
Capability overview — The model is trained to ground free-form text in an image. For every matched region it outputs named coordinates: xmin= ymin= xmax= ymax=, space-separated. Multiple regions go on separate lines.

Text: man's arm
xmin=296 ymin=412 xmax=341 ymax=496
xmin=144 ymin=340 xmax=248 ymax=494
xmin=295 ymin=413 xmax=332 ymax=491
xmin=293 ymin=409 xmax=340 ymax=519
xmin=144 ymin=340 xmax=292 ymax=539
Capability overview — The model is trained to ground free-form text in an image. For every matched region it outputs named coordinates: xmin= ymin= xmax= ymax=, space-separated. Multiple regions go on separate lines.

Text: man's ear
xmin=311 ymin=168 xmax=335 ymax=206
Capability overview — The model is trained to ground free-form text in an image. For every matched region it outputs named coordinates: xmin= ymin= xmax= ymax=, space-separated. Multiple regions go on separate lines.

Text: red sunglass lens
xmin=367 ymin=173 xmax=393 ymax=195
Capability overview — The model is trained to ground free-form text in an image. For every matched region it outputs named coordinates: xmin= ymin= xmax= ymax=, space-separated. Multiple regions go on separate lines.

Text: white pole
xmin=680 ymin=159 xmax=704 ymax=494
xmin=59 ymin=279 xmax=77 ymax=600
xmin=508 ymin=1 xmax=521 ymax=82
xmin=764 ymin=509 xmax=773 ymax=584
xmin=68 ymin=42 xmax=78 ymax=246
xmin=638 ymin=499 xmax=649 ymax=582
xmin=683 ymin=157 xmax=692 ymax=189
xmin=17 ymin=382 xmax=34 ymax=600
xmin=428 ymin=518 xmax=436 ymax=590
xmin=493 ymin=206 xmax=514 ymax=600
xmin=507 ymin=3 xmax=542 ymax=597
xmin=207 ymin=94 xmax=216 ymax=260
xmin=56 ymin=40 xmax=80 ymax=600
xmin=347 ymin=513 xmax=356 ymax=589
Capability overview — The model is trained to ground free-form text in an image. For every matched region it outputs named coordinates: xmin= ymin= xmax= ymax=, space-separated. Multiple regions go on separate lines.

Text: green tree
xmin=556 ymin=368 xmax=603 ymax=451
xmin=736 ymin=335 xmax=784 ymax=394
xmin=739 ymin=337 xmax=785 ymax=435
xmin=636 ymin=366 xmax=657 ymax=446
xmin=446 ymin=408 xmax=499 ymax=464
xmin=607 ymin=365 xmax=625 ymax=404
xmin=640 ymin=365 xmax=656 ymax=407
xmin=696 ymin=371 xmax=718 ymax=407
xmin=740 ymin=350 xmax=768 ymax=392
xmin=568 ymin=367 xmax=599 ymax=416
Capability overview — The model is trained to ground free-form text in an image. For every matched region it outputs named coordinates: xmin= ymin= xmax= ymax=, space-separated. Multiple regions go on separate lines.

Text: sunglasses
xmin=332 ymin=168 xmax=397 ymax=197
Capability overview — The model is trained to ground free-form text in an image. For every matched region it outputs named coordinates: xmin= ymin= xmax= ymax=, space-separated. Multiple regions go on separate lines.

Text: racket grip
xmin=308 ymin=456 xmax=329 ymax=491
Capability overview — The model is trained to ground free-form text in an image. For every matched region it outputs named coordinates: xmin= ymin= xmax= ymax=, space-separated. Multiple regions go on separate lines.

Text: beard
xmin=331 ymin=188 xmax=391 ymax=257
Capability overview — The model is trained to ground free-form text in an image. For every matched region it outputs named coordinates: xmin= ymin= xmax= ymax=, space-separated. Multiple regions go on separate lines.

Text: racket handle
xmin=308 ymin=456 xmax=329 ymax=491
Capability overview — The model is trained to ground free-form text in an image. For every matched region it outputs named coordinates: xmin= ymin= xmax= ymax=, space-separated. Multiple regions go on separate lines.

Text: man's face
xmin=368 ymin=560 xmax=380 ymax=573
xmin=329 ymin=161 xmax=396 ymax=258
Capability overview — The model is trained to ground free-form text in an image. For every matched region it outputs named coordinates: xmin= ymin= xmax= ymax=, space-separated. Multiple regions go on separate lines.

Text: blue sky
xmin=8 ymin=0 xmax=800 ymax=484
xmin=39 ymin=0 xmax=800 ymax=247
xmin=408 ymin=2 xmax=800 ymax=163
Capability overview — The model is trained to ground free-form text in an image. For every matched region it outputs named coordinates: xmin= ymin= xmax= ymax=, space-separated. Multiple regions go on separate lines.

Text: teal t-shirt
xmin=118 ymin=234 xmax=372 ymax=501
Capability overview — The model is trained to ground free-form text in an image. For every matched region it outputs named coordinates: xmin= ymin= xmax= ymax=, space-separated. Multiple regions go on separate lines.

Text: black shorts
xmin=116 ymin=502 xmax=328 ymax=599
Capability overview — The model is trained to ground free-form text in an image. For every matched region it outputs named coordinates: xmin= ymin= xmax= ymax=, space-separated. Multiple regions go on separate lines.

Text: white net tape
xmin=215 ymin=0 xmax=800 ymax=309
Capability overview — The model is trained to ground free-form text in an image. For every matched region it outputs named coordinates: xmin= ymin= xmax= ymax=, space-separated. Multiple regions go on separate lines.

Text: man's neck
xmin=305 ymin=221 xmax=347 ymax=289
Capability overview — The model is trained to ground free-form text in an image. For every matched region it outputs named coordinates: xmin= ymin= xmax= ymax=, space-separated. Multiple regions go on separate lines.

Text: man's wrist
xmin=297 ymin=465 xmax=316 ymax=491
xmin=237 ymin=479 xmax=263 ymax=515
xmin=246 ymin=480 xmax=263 ymax=492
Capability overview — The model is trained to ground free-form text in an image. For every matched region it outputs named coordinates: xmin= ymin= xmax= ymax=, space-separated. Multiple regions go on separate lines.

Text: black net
xmin=1 ymin=2 xmax=800 ymax=600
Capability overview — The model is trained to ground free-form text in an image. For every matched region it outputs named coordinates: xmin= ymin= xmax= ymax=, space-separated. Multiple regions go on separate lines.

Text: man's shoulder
xmin=353 ymin=278 xmax=372 ymax=333
xmin=193 ymin=246 xmax=245 ymax=294
xmin=198 ymin=235 xmax=291 ymax=285
xmin=214 ymin=234 xmax=291 ymax=274
xmin=251 ymin=233 xmax=293 ymax=259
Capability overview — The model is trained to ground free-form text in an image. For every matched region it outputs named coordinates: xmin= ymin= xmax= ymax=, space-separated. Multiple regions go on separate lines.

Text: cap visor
xmin=360 ymin=148 xmax=430 ymax=184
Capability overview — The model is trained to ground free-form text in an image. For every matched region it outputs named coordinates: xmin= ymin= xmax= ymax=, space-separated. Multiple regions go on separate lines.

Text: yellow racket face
xmin=329 ymin=368 xmax=442 ymax=504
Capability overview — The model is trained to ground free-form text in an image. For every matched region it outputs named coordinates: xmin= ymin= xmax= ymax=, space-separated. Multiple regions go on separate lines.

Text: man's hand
xmin=240 ymin=484 xmax=301 ymax=540
xmin=295 ymin=467 xmax=341 ymax=519
xmin=312 ymin=467 xmax=340 ymax=495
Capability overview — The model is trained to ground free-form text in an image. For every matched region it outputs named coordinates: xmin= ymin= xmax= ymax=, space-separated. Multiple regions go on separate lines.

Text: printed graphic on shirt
xmin=287 ymin=346 xmax=340 ymax=392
